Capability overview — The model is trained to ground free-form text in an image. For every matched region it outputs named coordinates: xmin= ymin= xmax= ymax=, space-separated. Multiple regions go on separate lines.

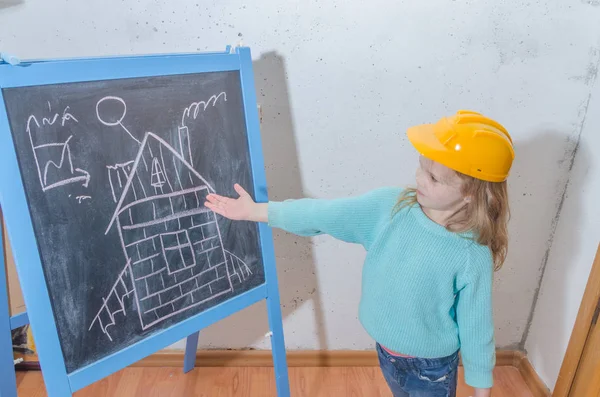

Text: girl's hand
xmin=471 ymin=388 xmax=492 ymax=397
xmin=205 ymin=184 xmax=268 ymax=223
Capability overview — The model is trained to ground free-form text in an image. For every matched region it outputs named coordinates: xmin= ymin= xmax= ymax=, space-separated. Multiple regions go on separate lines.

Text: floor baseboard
xmin=137 ymin=349 xmax=380 ymax=367
xmin=13 ymin=349 xmax=536 ymax=368
xmin=136 ymin=349 xmax=522 ymax=368
xmin=14 ymin=348 xmax=551 ymax=396
xmin=511 ymin=351 xmax=551 ymax=397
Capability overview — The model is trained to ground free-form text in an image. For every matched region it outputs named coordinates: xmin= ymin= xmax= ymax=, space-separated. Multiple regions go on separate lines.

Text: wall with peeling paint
xmin=524 ymin=55 xmax=600 ymax=390
xmin=1 ymin=1 xmax=599 ymax=356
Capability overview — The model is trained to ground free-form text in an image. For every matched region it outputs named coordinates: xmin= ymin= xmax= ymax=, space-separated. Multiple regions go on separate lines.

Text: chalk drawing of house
xmin=90 ymin=131 xmax=252 ymax=339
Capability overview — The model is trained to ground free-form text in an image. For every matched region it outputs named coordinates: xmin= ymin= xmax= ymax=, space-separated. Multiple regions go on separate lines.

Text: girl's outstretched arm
xmin=205 ymin=184 xmax=400 ymax=249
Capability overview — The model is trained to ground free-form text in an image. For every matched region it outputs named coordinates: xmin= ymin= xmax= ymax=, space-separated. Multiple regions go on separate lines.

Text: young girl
xmin=205 ymin=110 xmax=514 ymax=397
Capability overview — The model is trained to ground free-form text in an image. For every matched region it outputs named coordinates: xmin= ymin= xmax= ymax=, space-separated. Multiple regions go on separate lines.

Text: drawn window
xmin=160 ymin=230 xmax=196 ymax=274
xmin=150 ymin=157 xmax=166 ymax=188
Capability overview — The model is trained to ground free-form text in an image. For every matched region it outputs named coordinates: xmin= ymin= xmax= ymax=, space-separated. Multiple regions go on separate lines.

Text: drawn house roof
xmin=105 ymin=132 xmax=215 ymax=233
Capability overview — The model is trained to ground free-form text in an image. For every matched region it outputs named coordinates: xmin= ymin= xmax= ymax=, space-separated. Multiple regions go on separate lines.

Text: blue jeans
xmin=376 ymin=343 xmax=459 ymax=397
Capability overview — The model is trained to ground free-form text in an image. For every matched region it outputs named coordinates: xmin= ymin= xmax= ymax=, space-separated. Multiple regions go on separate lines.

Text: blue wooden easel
xmin=0 ymin=47 xmax=290 ymax=397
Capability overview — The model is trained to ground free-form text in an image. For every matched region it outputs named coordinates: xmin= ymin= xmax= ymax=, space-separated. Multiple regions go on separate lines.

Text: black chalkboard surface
xmin=2 ymin=71 xmax=265 ymax=373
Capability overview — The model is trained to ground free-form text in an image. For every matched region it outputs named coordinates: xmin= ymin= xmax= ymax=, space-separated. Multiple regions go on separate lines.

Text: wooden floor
xmin=15 ymin=366 xmax=535 ymax=397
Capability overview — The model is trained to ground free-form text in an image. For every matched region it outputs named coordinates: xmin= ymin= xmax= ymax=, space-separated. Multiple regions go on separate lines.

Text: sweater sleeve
xmin=456 ymin=245 xmax=496 ymax=389
xmin=267 ymin=187 xmax=399 ymax=249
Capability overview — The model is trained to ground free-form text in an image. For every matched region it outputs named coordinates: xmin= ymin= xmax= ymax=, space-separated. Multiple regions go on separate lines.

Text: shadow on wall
xmin=506 ymin=128 xmax=590 ymax=356
xmin=198 ymin=52 xmax=326 ymax=355
xmin=0 ymin=0 xmax=23 ymax=10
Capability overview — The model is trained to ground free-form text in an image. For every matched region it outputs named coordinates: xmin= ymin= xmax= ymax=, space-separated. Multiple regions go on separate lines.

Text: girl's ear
xmin=464 ymin=196 xmax=472 ymax=204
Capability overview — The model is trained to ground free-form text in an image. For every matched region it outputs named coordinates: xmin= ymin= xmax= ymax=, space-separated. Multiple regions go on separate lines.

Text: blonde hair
xmin=394 ymin=174 xmax=510 ymax=271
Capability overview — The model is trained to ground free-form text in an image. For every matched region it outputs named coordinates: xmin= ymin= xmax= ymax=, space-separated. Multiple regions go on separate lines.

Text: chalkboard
xmin=2 ymin=71 xmax=265 ymax=373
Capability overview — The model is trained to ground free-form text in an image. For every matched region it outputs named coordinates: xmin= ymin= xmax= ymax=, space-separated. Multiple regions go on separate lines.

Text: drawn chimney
xmin=177 ymin=126 xmax=193 ymax=166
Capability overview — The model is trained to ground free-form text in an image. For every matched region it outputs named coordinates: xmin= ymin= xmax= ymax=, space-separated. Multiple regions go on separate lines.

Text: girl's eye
xmin=430 ymin=174 xmax=438 ymax=183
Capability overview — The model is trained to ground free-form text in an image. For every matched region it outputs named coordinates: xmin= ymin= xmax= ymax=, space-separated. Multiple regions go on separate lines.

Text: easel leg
xmin=0 ymin=230 xmax=17 ymax=397
xmin=267 ymin=294 xmax=290 ymax=397
xmin=183 ymin=331 xmax=199 ymax=373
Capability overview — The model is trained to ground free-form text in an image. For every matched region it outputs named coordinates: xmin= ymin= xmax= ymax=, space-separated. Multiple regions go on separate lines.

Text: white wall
xmin=525 ymin=61 xmax=600 ymax=390
xmin=1 ymin=1 xmax=600 ymax=352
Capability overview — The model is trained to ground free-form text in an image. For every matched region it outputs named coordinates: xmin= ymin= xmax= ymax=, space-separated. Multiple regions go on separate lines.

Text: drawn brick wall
xmin=117 ymin=186 xmax=233 ymax=329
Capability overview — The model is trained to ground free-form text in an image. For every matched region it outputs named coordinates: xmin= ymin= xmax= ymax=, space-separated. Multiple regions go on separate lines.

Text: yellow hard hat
xmin=407 ymin=110 xmax=514 ymax=182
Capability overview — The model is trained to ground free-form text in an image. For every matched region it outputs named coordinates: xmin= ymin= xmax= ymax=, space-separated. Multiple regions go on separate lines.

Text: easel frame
xmin=0 ymin=47 xmax=290 ymax=396
xmin=0 ymin=216 xmax=29 ymax=397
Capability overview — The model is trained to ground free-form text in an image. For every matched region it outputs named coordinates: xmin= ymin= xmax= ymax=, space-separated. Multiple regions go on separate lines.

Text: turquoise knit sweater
xmin=268 ymin=187 xmax=495 ymax=388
